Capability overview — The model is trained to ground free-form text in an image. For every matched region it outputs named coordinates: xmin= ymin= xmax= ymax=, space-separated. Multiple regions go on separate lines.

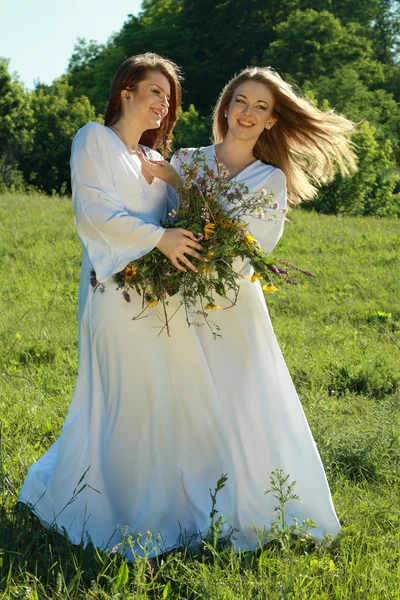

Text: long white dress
xmin=18 ymin=123 xmax=341 ymax=557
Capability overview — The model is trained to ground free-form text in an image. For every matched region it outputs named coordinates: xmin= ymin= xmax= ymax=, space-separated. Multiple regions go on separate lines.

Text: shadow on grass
xmin=0 ymin=473 xmax=338 ymax=598
xmin=0 ymin=502 xmax=106 ymax=595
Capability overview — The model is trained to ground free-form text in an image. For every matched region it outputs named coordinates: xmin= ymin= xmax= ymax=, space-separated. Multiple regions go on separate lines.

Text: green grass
xmin=0 ymin=194 xmax=399 ymax=599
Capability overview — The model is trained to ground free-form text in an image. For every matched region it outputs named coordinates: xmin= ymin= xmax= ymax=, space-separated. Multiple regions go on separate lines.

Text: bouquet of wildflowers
xmin=92 ymin=150 xmax=315 ymax=337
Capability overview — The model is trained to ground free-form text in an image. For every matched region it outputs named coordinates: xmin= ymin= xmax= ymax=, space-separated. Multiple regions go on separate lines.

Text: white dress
xmin=18 ymin=123 xmax=341 ymax=557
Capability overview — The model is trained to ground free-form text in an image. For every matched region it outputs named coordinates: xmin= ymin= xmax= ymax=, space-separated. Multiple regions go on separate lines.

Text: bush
xmin=306 ymin=121 xmax=400 ymax=217
xmin=0 ymin=156 xmax=26 ymax=194
xmin=171 ymin=104 xmax=211 ymax=151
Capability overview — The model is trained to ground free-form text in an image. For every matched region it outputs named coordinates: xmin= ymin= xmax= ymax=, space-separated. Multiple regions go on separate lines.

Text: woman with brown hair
xmin=19 ymin=58 xmax=355 ymax=557
xmin=18 ymin=53 xmax=204 ymax=556
xmin=141 ymin=66 xmax=357 ymax=549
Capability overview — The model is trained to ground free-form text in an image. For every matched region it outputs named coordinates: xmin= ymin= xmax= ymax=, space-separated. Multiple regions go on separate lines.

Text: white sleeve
xmin=167 ymin=151 xmax=189 ymax=212
xmin=169 ymin=150 xmax=287 ymax=253
xmin=71 ymin=124 xmax=165 ymax=283
xmin=170 ymin=149 xmax=193 ymax=177
xmin=144 ymin=145 xmax=178 ymax=212
xmin=170 ymin=151 xmax=182 ymax=175
xmin=244 ymin=169 xmax=287 ymax=254
xmin=166 ymin=183 xmax=179 ymax=212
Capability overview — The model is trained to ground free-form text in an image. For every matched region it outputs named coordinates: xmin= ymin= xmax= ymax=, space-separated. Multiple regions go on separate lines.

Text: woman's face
xmin=123 ymin=71 xmax=171 ymax=130
xmin=226 ymin=80 xmax=276 ymax=142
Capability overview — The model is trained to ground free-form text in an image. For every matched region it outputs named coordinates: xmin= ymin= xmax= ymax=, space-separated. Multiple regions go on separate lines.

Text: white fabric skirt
xmin=19 ymin=249 xmax=340 ymax=556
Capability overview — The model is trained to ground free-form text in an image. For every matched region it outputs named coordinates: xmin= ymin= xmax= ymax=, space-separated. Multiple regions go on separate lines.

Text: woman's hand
xmin=156 ymin=228 xmax=203 ymax=273
xmin=135 ymin=152 xmax=180 ymax=187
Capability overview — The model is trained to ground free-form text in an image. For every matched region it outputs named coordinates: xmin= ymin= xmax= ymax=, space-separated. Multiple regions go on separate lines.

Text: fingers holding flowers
xmin=156 ymin=228 xmax=203 ymax=273
xmin=110 ymin=151 xmax=313 ymax=338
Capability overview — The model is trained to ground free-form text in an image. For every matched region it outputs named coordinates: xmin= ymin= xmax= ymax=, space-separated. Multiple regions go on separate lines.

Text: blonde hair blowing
xmin=213 ymin=67 xmax=357 ymax=205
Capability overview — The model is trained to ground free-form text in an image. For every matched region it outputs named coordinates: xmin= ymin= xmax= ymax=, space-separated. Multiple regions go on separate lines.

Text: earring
xmin=224 ymin=111 xmax=228 ymax=118
xmin=125 ymin=95 xmax=130 ymax=100
xmin=266 ymin=123 xmax=272 ymax=130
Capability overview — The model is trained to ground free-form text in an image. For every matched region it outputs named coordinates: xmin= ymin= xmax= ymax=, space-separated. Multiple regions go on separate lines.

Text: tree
xmin=2 ymin=0 xmax=398 ymax=211
xmin=306 ymin=121 xmax=400 ymax=217
xmin=67 ymin=38 xmax=126 ymax=115
xmin=171 ymin=104 xmax=210 ymax=150
xmin=22 ymin=81 xmax=98 ymax=194
xmin=296 ymin=0 xmax=400 ymax=63
xmin=0 ymin=58 xmax=34 ymax=191
xmin=263 ymin=7 xmax=400 ymax=175
xmin=65 ymin=0 xmax=400 ymax=114
xmin=369 ymin=0 xmax=400 ymax=64
xmin=66 ymin=0 xmax=300 ymax=114
xmin=263 ymin=10 xmax=374 ymax=86
xmin=306 ymin=66 xmax=400 ymax=162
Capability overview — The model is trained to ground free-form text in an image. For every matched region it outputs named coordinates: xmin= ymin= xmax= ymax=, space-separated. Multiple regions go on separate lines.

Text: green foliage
xmin=0 ymin=59 xmax=34 ymax=192
xmin=382 ymin=63 xmax=400 ymax=101
xmin=66 ymin=0 xmax=298 ymax=114
xmin=2 ymin=0 xmax=400 ymax=210
xmin=305 ymin=65 xmax=400 ymax=162
xmin=1 ymin=198 xmax=400 ymax=597
xmin=307 ymin=121 xmax=400 ymax=216
xmin=171 ymin=105 xmax=210 ymax=150
xmin=61 ymin=1 xmax=400 ymax=218
xmin=22 ymin=81 xmax=99 ymax=195
xmin=0 ymin=59 xmax=33 ymax=154
xmin=301 ymin=0 xmax=380 ymax=25
xmin=175 ymin=0 xmax=294 ymax=112
xmin=369 ymin=0 xmax=400 ymax=64
xmin=0 ymin=156 xmax=26 ymax=194
xmin=263 ymin=10 xmax=373 ymax=86
xmin=65 ymin=0 xmax=400 ymax=114
xmin=263 ymin=8 xmax=400 ymax=215
xmin=67 ymin=38 xmax=126 ymax=115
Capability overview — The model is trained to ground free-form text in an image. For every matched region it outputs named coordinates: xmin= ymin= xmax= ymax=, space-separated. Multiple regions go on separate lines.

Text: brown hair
xmin=104 ymin=53 xmax=183 ymax=156
xmin=213 ymin=67 xmax=357 ymax=204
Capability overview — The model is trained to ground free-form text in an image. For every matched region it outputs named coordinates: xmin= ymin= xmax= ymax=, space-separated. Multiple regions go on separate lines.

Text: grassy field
xmin=0 ymin=193 xmax=399 ymax=599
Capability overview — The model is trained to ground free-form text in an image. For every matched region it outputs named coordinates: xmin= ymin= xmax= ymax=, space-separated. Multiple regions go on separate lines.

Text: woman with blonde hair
xmin=211 ymin=66 xmax=356 ymax=205
xmin=20 ymin=57 xmax=355 ymax=556
xmin=140 ymin=66 xmax=357 ymax=550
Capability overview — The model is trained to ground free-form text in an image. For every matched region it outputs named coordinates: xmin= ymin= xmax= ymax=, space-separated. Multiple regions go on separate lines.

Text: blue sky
xmin=1 ymin=0 xmax=142 ymax=89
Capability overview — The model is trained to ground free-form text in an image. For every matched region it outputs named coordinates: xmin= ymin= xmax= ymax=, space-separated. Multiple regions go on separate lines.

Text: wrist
xmin=168 ymin=174 xmax=182 ymax=189
xmin=155 ymin=228 xmax=167 ymax=249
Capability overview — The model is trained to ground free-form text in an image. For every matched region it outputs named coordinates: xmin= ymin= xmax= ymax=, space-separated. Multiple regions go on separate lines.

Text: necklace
xmin=110 ymin=124 xmax=142 ymax=155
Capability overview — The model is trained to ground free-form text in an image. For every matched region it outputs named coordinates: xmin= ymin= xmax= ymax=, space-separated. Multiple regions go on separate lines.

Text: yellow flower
xmin=148 ymin=299 xmax=159 ymax=307
xmin=205 ymin=303 xmax=221 ymax=311
xmin=263 ymin=285 xmax=278 ymax=293
xmin=124 ymin=264 xmax=137 ymax=278
xmin=221 ymin=218 xmax=233 ymax=230
xmin=202 ymin=264 xmax=212 ymax=273
xmin=250 ymin=273 xmax=262 ymax=282
xmin=204 ymin=223 xmax=216 ymax=239
xmin=244 ymin=233 xmax=256 ymax=244
xmin=207 ymin=250 xmax=215 ymax=258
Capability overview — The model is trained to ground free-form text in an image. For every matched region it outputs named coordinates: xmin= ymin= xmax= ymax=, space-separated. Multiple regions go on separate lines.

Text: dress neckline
xmin=105 ymin=125 xmax=155 ymax=186
xmin=205 ymin=144 xmax=262 ymax=182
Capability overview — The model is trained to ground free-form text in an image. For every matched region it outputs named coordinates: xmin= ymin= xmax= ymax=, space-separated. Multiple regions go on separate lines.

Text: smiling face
xmin=122 ymin=70 xmax=171 ymax=131
xmin=225 ymin=80 xmax=277 ymax=142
